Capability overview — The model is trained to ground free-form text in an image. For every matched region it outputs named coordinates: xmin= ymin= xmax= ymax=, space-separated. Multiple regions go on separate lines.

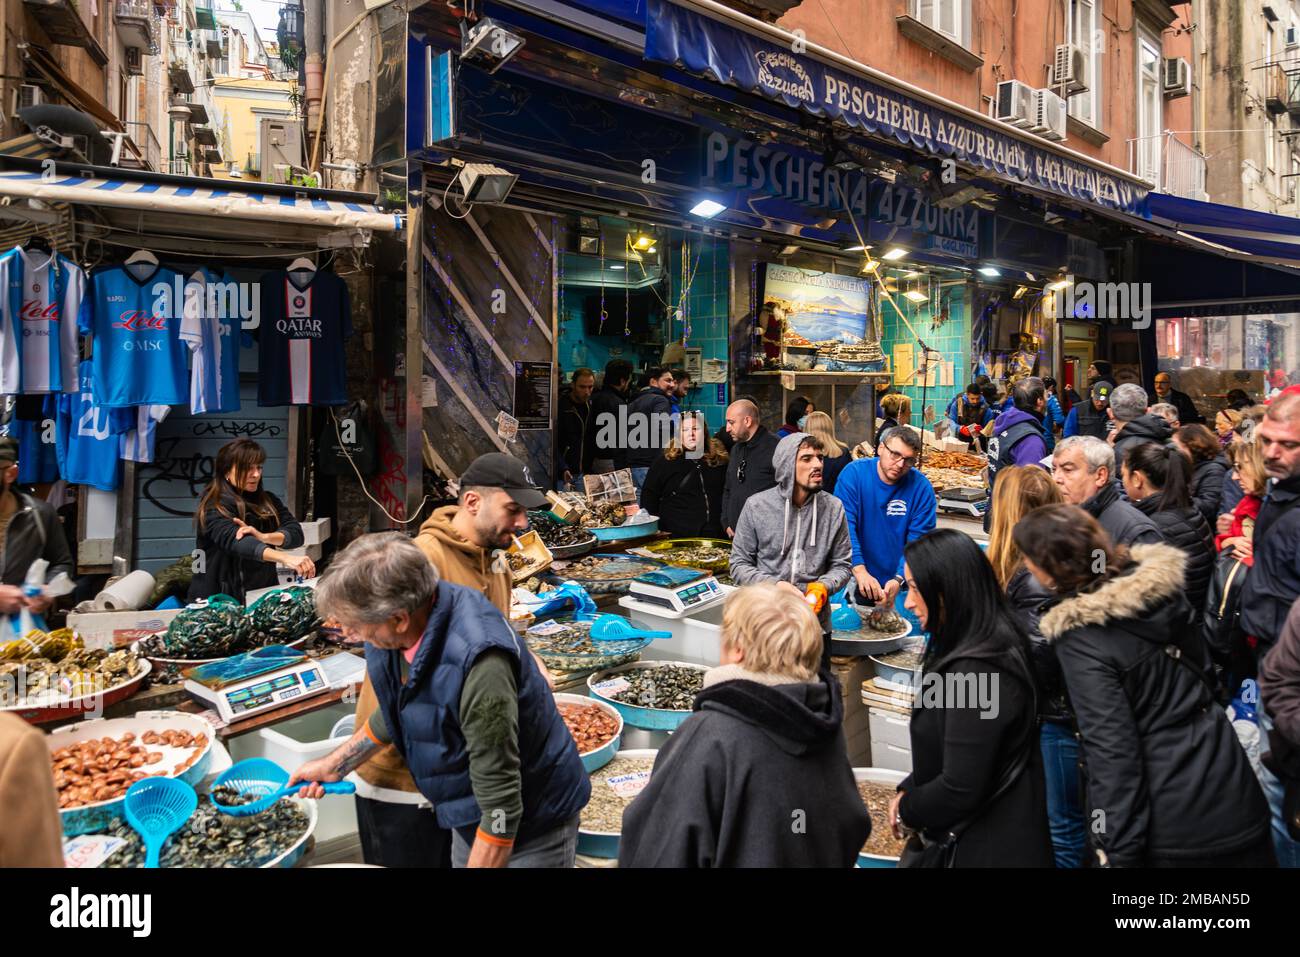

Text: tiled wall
xmin=879 ymin=282 xmax=972 ymax=428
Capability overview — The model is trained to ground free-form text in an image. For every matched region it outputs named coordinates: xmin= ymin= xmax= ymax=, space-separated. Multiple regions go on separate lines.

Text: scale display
xmin=185 ymin=660 xmax=328 ymax=723
xmin=629 ymin=568 xmax=724 ymax=614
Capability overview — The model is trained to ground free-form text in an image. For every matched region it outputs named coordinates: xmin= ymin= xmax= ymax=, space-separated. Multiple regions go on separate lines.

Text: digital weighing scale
xmin=183 ymin=646 xmax=330 ymax=723
xmin=936 ymin=486 xmax=987 ymax=518
xmin=625 ymin=566 xmax=726 ymax=618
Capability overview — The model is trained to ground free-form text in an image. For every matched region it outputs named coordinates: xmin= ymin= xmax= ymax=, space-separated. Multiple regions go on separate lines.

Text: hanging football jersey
xmin=257 ymin=269 xmax=352 ymax=407
xmin=180 ymin=267 xmax=242 ymax=414
xmin=0 ymin=247 xmax=88 ymax=395
xmin=119 ymin=404 xmax=171 ymax=463
xmin=5 ymin=395 xmax=59 ymax=484
xmin=55 ymin=362 xmax=123 ymax=491
xmin=86 ymin=262 xmax=188 ymax=407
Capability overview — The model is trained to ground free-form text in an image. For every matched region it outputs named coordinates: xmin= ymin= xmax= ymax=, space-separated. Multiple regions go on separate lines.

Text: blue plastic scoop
xmin=588 ymin=614 xmax=672 ymax=642
xmin=211 ymin=757 xmax=356 ymax=817
xmin=124 ymin=777 xmax=198 ymax=868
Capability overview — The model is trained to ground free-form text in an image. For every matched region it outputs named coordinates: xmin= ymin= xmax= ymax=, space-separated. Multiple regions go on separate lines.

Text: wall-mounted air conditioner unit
xmin=16 ymin=84 xmax=44 ymax=113
xmin=1163 ymin=57 xmax=1191 ymax=98
xmin=996 ymin=80 xmax=1036 ymax=128
xmin=1052 ymin=43 xmax=1088 ymax=96
xmin=1031 ymin=89 xmax=1067 ymax=141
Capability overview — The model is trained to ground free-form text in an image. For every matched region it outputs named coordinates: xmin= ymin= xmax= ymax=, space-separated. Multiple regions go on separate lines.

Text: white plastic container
xmin=226 ymin=702 xmax=359 ymax=844
xmin=868 ymin=709 xmax=912 ymax=750
xmin=871 ymin=740 xmax=913 ymax=773
xmin=617 ymin=594 xmax=725 ymax=666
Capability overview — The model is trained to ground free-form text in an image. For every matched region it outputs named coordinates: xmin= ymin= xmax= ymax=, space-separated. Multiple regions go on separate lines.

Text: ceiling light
xmin=843 ymin=244 xmax=870 ymax=252
xmin=882 ymin=247 xmax=908 ymax=261
xmin=633 ymin=234 xmax=654 ymax=250
xmin=1047 ymin=277 xmax=1071 ymax=292
xmin=978 ymin=266 xmax=1001 ymax=277
xmin=860 ymin=259 xmax=879 ymax=274
xmin=610 ymin=264 xmax=624 ymax=270
xmin=455 ymin=162 xmax=518 ymax=204
xmin=779 ymin=244 xmax=799 ymax=256
xmin=690 ymin=199 xmax=725 ymax=218
xmin=904 ymin=290 xmax=929 ymax=303
xmin=903 ymin=270 xmax=921 ymax=279
xmin=1013 ymin=285 xmax=1028 ymax=299
xmin=647 ymin=246 xmax=657 ymax=254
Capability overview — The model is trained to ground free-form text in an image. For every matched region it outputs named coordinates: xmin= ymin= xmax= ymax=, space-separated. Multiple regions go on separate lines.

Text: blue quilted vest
xmin=366 ymin=582 xmax=590 ymax=840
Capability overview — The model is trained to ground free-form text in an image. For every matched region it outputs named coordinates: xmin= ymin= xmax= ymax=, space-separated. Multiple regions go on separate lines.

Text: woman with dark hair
xmin=188 ymin=439 xmax=313 ymax=602
xmin=1121 ymin=441 xmax=1215 ymax=615
xmin=1013 ymin=505 xmax=1273 ymax=868
xmin=1173 ymin=423 xmax=1229 ymax=527
xmin=777 ymin=396 xmax=814 ymax=438
xmin=888 ymin=528 xmax=1052 ymax=868
xmin=640 ymin=413 xmax=728 ymax=537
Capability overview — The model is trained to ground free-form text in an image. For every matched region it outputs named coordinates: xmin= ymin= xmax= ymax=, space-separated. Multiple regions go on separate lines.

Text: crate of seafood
xmin=527 ymin=511 xmax=597 ymax=559
xmin=72 ymin=795 xmax=317 ymax=868
xmin=853 ymin=767 xmax=909 ymax=868
xmin=506 ymin=530 xmax=554 ymax=582
xmin=1 ymin=630 xmax=150 ymax=724
xmin=577 ymin=748 xmax=658 ymax=859
xmin=554 ymin=693 xmax=622 ymax=773
xmin=587 ymin=660 xmax=708 ymax=731
xmin=47 ymin=712 xmax=215 ymax=836
xmin=525 ymin=616 xmax=651 ymax=672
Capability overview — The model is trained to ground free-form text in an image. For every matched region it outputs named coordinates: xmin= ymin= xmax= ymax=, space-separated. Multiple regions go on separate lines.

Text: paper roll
xmin=93 ymin=570 xmax=157 ymax=612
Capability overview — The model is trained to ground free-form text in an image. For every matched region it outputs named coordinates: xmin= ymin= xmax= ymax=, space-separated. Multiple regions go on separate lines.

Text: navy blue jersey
xmin=87 ymin=263 xmax=189 ymax=407
xmin=257 ymin=270 xmax=351 ymax=407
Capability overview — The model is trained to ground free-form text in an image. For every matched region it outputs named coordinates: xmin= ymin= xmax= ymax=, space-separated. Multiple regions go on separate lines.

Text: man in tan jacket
xmin=0 ymin=712 xmax=63 ymax=866
xmin=351 ymin=453 xmax=549 ymax=867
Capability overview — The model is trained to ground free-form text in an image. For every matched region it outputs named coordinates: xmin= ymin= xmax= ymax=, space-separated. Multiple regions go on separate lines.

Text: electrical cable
xmin=330 ymin=406 xmax=430 ymax=526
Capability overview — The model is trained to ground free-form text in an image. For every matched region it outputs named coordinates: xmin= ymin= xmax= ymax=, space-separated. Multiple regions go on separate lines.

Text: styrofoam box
xmin=226 ymin=702 xmax=359 ymax=844
xmin=871 ymin=740 xmax=913 ymax=773
xmin=299 ymin=518 xmax=332 ymax=547
xmin=869 ymin=709 xmax=912 ymax=750
xmin=67 ymin=608 xmax=185 ymax=650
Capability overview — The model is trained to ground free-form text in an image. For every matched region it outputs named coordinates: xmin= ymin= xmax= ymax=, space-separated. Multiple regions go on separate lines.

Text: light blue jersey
xmin=86 ymin=263 xmax=188 ymax=407
xmin=55 ymin=363 xmax=125 ymax=491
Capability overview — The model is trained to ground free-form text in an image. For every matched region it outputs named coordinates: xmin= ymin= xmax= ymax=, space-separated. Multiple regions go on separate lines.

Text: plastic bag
xmin=246 ymin=586 xmax=319 ymax=645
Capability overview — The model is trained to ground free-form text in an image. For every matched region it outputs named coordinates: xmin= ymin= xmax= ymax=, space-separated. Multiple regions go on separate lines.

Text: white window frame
xmin=913 ymin=0 xmax=972 ymax=49
xmin=1137 ymin=27 xmax=1163 ymax=186
xmin=1067 ymin=0 xmax=1103 ymax=130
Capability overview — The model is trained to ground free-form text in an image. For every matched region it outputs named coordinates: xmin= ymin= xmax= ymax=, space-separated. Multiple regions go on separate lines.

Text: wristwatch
xmin=892 ymin=574 xmax=905 ymax=588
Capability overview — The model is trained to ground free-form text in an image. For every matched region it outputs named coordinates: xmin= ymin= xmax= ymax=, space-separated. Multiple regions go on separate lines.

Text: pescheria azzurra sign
xmin=645 ymin=0 xmax=1149 ymax=215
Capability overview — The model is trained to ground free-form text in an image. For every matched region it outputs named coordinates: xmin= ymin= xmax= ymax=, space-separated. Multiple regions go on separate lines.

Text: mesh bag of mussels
xmin=246 ymin=586 xmax=320 ymax=646
xmin=159 ymin=595 xmax=249 ymax=658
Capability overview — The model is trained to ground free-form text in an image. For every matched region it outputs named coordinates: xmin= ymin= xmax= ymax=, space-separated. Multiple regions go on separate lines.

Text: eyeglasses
xmin=881 ymin=444 xmax=918 ymax=467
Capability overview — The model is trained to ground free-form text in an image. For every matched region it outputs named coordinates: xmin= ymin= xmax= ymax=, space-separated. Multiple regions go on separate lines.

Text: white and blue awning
xmin=0 ymin=166 xmax=402 ymax=233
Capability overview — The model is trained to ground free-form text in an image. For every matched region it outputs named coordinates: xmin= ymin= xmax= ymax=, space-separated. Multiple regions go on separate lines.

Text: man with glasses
xmin=721 ymin=399 xmax=779 ymax=538
xmin=835 ymin=426 xmax=935 ymax=610
xmin=1148 ymin=371 xmax=1204 ymax=426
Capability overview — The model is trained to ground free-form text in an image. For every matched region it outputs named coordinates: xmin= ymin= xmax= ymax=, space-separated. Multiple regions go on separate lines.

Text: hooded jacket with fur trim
xmin=1040 ymin=544 xmax=1270 ymax=867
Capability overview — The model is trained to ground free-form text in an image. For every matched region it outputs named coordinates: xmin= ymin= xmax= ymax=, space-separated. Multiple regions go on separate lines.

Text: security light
xmin=455 ymin=162 xmax=518 ymax=204
xmin=460 ymin=18 xmax=526 ymax=74
xmin=690 ymin=199 xmax=725 ymax=218
xmin=882 ymin=247 xmax=908 ymax=261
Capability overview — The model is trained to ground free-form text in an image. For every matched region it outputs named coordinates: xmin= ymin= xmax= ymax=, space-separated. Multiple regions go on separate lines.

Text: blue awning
xmin=1146 ymin=192 xmax=1300 ymax=268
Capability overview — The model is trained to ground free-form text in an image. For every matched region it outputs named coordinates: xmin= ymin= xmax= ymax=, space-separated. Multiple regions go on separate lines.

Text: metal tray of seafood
xmin=3 ymin=657 xmax=152 ymax=725
xmin=525 ymin=617 xmax=652 ymax=671
xmin=586 ymin=660 xmax=709 ymax=731
xmin=830 ymin=618 xmax=913 ymax=657
xmin=547 ymin=534 xmax=598 ymax=559
xmin=554 ymin=693 xmax=623 ymax=774
xmin=642 ymin=537 xmax=732 ymax=574
xmin=854 ymin=768 xmax=908 ymax=868
xmin=869 ymin=647 xmax=925 ymax=686
xmin=577 ymin=748 xmax=659 ymax=859
xmin=547 ymin=554 xmax=668 ymax=595
xmin=48 ymin=710 xmax=213 ymax=836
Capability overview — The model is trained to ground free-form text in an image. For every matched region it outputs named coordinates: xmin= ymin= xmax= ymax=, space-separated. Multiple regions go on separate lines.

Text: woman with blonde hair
xmin=803 ymin=410 xmax=852 ymax=495
xmin=986 ymin=465 xmax=1079 ymax=867
xmin=874 ymin=392 xmax=912 ymax=456
xmin=619 ymin=584 xmax=870 ymax=867
xmin=639 ymin=412 xmax=728 ymax=537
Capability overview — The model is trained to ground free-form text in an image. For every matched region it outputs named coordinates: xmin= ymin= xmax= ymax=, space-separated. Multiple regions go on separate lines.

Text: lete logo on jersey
xmin=886 ymin=499 xmax=908 ymax=517
xmin=21 ymin=300 xmax=60 ymax=322
xmin=113 ymin=311 xmax=168 ymax=331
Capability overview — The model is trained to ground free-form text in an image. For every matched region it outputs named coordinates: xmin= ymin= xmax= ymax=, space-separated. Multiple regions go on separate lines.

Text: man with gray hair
xmin=290 ymin=532 xmax=590 ymax=868
xmin=1052 ymin=435 xmax=1160 ymax=548
xmin=1109 ymin=382 xmax=1172 ymax=466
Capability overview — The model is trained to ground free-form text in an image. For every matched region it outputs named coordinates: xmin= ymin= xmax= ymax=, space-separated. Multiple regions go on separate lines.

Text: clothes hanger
xmin=26 ymin=232 xmax=51 ymax=254
xmin=125 ymin=248 xmax=159 ymax=266
xmin=287 ymin=256 xmax=316 ymax=273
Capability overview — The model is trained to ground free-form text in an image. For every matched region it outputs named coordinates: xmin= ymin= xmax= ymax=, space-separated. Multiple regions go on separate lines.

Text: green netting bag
xmin=160 ymin=595 xmax=249 ymax=659
xmin=246 ymin=586 xmax=320 ymax=646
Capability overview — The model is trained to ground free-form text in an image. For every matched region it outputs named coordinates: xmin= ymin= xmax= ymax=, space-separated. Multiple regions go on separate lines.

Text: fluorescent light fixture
xmin=609 ymin=264 xmax=624 ymax=270
xmin=690 ymin=199 xmax=725 ymax=218
xmin=903 ymin=270 xmax=921 ymax=279
xmin=779 ymin=244 xmax=800 ymax=256
xmin=843 ymin=244 xmax=870 ymax=252
xmin=860 ymin=259 xmax=879 ymax=274
xmin=647 ymin=246 xmax=657 ymax=254
xmin=455 ymin=162 xmax=518 ymax=204
xmin=882 ymin=247 xmax=908 ymax=261
xmin=904 ymin=290 xmax=929 ymax=303
xmin=1025 ymin=272 xmax=1037 ymax=281
xmin=978 ymin=266 xmax=1001 ymax=277
xmin=1047 ymin=277 xmax=1071 ymax=292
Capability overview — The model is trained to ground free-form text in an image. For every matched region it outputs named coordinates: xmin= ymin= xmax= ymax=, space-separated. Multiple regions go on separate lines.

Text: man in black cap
xmin=1063 ymin=381 xmax=1115 ymax=441
xmin=0 ymin=436 xmax=73 ymax=615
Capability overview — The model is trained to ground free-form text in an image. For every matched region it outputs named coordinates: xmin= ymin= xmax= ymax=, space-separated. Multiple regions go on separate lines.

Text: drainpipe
xmin=304 ymin=0 xmax=324 ymax=139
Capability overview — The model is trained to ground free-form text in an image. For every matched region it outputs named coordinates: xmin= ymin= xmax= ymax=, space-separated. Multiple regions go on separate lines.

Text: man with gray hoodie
xmin=729 ymin=432 xmax=853 ymax=671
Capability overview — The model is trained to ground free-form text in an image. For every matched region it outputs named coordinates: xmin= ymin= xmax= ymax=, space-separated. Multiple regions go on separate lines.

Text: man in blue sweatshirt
xmin=984 ymin=376 xmax=1050 ymax=531
xmin=835 ymin=426 xmax=936 ymax=609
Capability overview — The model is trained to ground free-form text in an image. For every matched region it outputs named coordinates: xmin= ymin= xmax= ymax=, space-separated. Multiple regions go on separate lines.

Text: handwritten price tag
xmin=591 ymin=677 xmax=630 ymax=697
xmin=605 ymin=770 xmax=651 ymax=799
xmin=63 ymin=835 xmax=127 ymax=869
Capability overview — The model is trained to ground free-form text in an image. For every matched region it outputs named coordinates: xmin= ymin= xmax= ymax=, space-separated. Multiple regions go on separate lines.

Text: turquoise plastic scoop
xmin=589 ymin=614 xmax=672 ymax=642
xmin=124 ymin=777 xmax=198 ymax=868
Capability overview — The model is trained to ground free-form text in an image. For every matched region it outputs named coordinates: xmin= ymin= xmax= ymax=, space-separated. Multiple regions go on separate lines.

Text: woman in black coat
xmin=1121 ymin=441 xmax=1215 ymax=616
xmin=638 ymin=413 xmax=727 ymax=537
xmin=619 ymin=585 xmax=870 ymax=867
xmin=890 ymin=529 xmax=1053 ymax=868
xmin=1015 ymin=504 xmax=1273 ymax=868
xmin=1174 ymin=423 xmax=1229 ymax=528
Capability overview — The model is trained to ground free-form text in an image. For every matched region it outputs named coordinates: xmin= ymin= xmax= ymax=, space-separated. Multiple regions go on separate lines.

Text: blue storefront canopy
xmin=1145 ymin=193 xmax=1300 ymax=269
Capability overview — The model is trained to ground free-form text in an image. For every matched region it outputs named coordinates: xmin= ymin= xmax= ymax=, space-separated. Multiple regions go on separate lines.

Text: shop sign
xmin=646 ymin=0 xmax=1148 ymax=214
xmin=872 ymin=182 xmax=978 ymax=258
xmin=703 ymin=132 xmax=870 ymax=217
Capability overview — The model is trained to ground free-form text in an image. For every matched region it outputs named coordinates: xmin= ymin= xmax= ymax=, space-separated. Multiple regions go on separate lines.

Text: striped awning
xmin=0 ymin=166 xmax=402 ymax=233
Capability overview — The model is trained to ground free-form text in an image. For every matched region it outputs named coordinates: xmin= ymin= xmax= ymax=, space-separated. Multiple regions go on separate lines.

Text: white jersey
xmin=179 ymin=267 xmax=239 ymax=414
xmin=0 ymin=247 xmax=87 ymax=395
xmin=119 ymin=404 xmax=171 ymax=463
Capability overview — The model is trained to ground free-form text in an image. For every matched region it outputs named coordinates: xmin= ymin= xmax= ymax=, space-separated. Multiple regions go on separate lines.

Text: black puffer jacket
xmin=625 ymin=387 xmax=675 ymax=468
xmin=1190 ymin=455 xmax=1229 ymax=529
xmin=1081 ymin=483 xmax=1162 ymax=549
xmin=1039 ymin=544 xmax=1271 ymax=867
xmin=1114 ymin=414 xmax=1173 ymax=467
xmin=1133 ymin=493 xmax=1215 ymax=616
xmin=1006 ymin=566 xmax=1070 ymax=723
xmin=639 ymin=451 xmax=726 ymax=538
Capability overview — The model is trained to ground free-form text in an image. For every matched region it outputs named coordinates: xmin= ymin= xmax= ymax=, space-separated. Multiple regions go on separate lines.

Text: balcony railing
xmin=121 ymin=121 xmax=162 ymax=172
xmin=114 ymin=0 xmax=155 ymax=49
xmin=1128 ymin=131 xmax=1208 ymax=202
